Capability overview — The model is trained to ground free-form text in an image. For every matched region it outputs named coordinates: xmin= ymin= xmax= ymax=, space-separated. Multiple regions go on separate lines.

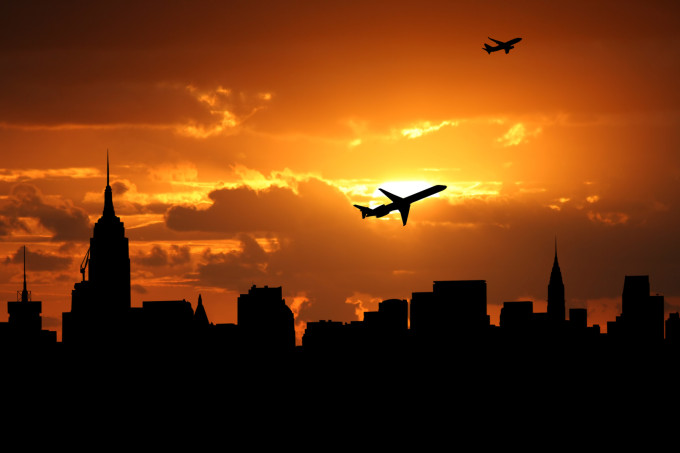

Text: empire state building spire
xmin=103 ymin=150 xmax=115 ymax=218
xmin=63 ymin=151 xmax=131 ymax=344
xmin=21 ymin=245 xmax=29 ymax=302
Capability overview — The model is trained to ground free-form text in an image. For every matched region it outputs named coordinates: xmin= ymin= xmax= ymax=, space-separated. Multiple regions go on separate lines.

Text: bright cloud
xmin=497 ymin=123 xmax=542 ymax=147
xmin=177 ymin=85 xmax=272 ymax=138
xmin=149 ymin=162 xmax=199 ymax=183
xmin=0 ymin=168 xmax=101 ymax=183
xmin=444 ymin=181 xmax=503 ymax=201
xmin=344 ymin=292 xmax=383 ymax=320
xmin=587 ymin=211 xmax=629 ymax=225
xmin=84 ymin=178 xmax=212 ymax=209
xmin=0 ymin=184 xmax=91 ymax=241
xmin=401 ymin=120 xmax=458 ymax=139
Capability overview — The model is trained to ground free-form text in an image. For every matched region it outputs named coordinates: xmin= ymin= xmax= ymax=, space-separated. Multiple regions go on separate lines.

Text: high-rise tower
xmin=620 ymin=275 xmax=664 ymax=344
xmin=87 ymin=151 xmax=131 ymax=314
xmin=237 ymin=285 xmax=295 ymax=353
xmin=547 ymin=239 xmax=565 ymax=324
xmin=5 ymin=246 xmax=56 ymax=345
xmin=8 ymin=246 xmax=42 ymax=335
xmin=63 ymin=153 xmax=131 ymax=344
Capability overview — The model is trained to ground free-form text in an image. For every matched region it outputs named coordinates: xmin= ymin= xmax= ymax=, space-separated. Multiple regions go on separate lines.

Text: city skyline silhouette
xmin=2 ymin=151 xmax=679 ymax=344
xmin=2 ymin=3 xmax=680 ymax=407
xmin=2 ymin=159 xmax=678 ymax=367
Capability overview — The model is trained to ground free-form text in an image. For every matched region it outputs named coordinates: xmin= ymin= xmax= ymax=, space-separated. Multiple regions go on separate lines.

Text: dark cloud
xmin=165 ymin=184 xmax=300 ymax=234
xmin=132 ymin=284 xmax=148 ymax=294
xmin=0 ymin=183 xmax=91 ymax=241
xmin=42 ymin=316 xmax=61 ymax=329
xmin=168 ymin=244 xmax=191 ymax=265
xmin=4 ymin=246 xmax=72 ymax=272
xmin=97 ymin=200 xmax=172 ymax=217
xmin=135 ymin=245 xmax=168 ymax=267
xmin=0 ymin=215 xmax=29 ymax=237
xmin=197 ymin=234 xmax=269 ymax=290
xmin=126 ymin=221 xmax=236 ymax=242
xmin=111 ymin=181 xmax=129 ymax=195
xmin=134 ymin=244 xmax=191 ymax=267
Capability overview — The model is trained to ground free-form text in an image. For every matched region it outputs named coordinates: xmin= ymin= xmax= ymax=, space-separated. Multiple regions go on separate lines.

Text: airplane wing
xmin=489 ymin=37 xmax=505 ymax=45
xmin=398 ymin=205 xmax=410 ymax=226
xmin=379 ymin=188 xmax=403 ymax=203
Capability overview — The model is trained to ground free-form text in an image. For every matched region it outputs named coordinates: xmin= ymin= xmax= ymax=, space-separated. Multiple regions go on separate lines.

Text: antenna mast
xmin=19 ymin=245 xmax=30 ymax=302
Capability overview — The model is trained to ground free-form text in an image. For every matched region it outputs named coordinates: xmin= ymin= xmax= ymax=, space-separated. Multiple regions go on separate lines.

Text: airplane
xmin=353 ymin=184 xmax=447 ymax=226
xmin=483 ymin=37 xmax=522 ymax=54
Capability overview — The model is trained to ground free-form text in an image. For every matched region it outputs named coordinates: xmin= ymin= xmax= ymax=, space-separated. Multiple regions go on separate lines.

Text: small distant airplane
xmin=353 ymin=185 xmax=447 ymax=226
xmin=483 ymin=37 xmax=522 ymax=54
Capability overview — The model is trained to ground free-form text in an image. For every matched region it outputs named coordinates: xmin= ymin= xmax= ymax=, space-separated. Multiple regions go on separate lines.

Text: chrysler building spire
xmin=548 ymin=237 xmax=565 ymax=324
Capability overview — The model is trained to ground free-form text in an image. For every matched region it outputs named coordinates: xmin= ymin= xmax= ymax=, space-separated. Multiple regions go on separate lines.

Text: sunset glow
xmin=1 ymin=0 xmax=679 ymax=343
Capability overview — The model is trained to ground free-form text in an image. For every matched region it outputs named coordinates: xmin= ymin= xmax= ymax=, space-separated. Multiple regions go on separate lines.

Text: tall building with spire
xmin=63 ymin=153 xmax=131 ymax=344
xmin=547 ymin=239 xmax=565 ymax=324
xmin=87 ymin=151 xmax=131 ymax=314
xmin=2 ymin=246 xmax=56 ymax=345
xmin=193 ymin=294 xmax=210 ymax=328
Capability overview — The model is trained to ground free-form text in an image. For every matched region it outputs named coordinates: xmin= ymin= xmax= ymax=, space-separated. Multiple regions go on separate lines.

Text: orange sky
xmin=1 ymin=0 xmax=679 ymax=342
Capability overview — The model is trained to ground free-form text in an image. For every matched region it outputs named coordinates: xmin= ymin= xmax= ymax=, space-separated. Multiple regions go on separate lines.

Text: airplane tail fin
xmin=483 ymin=44 xmax=493 ymax=54
xmin=353 ymin=204 xmax=371 ymax=219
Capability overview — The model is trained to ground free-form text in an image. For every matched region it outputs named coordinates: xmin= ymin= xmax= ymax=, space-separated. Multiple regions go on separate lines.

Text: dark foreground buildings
xmin=3 ymin=158 xmax=680 ymax=365
xmin=607 ymin=275 xmax=665 ymax=346
xmin=57 ymin=157 xmax=297 ymax=355
xmin=303 ymin=246 xmax=676 ymax=360
xmin=0 ymin=247 xmax=57 ymax=348
xmin=238 ymin=284 xmax=296 ymax=354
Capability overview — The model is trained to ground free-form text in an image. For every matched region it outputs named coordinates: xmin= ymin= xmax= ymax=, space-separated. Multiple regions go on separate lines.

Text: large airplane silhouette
xmin=354 ymin=185 xmax=447 ymax=226
xmin=483 ymin=37 xmax=522 ymax=54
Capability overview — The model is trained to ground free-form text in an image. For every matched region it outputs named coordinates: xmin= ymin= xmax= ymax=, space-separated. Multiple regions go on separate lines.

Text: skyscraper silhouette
xmin=432 ymin=280 xmax=489 ymax=336
xmin=666 ymin=313 xmax=680 ymax=347
xmin=63 ymin=153 xmax=131 ymax=344
xmin=237 ymin=285 xmax=295 ymax=354
xmin=547 ymin=239 xmax=565 ymax=324
xmin=407 ymin=280 xmax=489 ymax=354
xmin=89 ymin=151 xmax=131 ymax=314
xmin=193 ymin=294 xmax=210 ymax=328
xmin=2 ymin=246 xmax=56 ymax=346
xmin=620 ymin=275 xmax=664 ymax=345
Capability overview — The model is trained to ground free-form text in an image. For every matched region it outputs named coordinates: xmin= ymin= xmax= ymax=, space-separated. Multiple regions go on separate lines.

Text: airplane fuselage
xmin=354 ymin=184 xmax=446 ymax=225
xmin=367 ymin=204 xmax=392 ymax=218
xmin=400 ymin=184 xmax=447 ymax=205
xmin=484 ymin=37 xmax=522 ymax=54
